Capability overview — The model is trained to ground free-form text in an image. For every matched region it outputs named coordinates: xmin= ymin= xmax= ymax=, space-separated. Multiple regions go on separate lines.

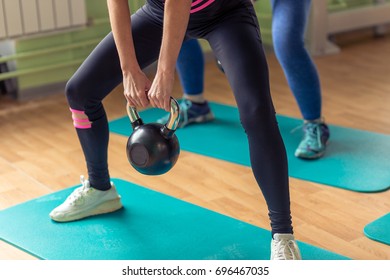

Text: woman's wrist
xmin=122 ymin=65 xmax=142 ymax=77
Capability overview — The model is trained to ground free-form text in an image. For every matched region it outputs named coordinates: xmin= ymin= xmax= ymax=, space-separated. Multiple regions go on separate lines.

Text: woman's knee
xmin=65 ymin=75 xmax=90 ymax=109
xmin=239 ymin=102 xmax=276 ymax=133
xmin=64 ymin=78 xmax=90 ymax=128
xmin=273 ymin=33 xmax=304 ymax=62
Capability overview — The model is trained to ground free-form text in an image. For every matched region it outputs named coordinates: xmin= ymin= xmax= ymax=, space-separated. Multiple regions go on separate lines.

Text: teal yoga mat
xmin=364 ymin=213 xmax=390 ymax=246
xmin=109 ymin=102 xmax=390 ymax=193
xmin=0 ymin=178 xmax=347 ymax=260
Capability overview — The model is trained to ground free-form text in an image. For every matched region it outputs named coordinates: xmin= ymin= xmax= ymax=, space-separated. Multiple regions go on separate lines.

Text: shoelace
xmin=292 ymin=122 xmax=322 ymax=147
xmin=273 ymin=239 xmax=297 ymax=260
xmin=304 ymin=122 xmax=324 ymax=148
xmin=290 ymin=123 xmax=304 ymax=134
xmin=67 ymin=175 xmax=90 ymax=204
xmin=179 ymin=99 xmax=191 ymax=125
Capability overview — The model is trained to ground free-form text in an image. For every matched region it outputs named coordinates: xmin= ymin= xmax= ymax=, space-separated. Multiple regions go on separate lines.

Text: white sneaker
xmin=49 ymin=176 xmax=123 ymax=222
xmin=271 ymin=233 xmax=302 ymax=260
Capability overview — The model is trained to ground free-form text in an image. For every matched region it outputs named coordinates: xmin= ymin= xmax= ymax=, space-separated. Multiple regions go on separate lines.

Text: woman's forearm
xmin=107 ymin=0 xmax=140 ymax=75
xmin=157 ymin=0 xmax=192 ymax=75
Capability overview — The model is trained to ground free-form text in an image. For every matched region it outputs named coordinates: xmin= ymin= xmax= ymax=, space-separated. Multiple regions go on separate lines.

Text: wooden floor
xmin=0 ymin=34 xmax=389 ymax=260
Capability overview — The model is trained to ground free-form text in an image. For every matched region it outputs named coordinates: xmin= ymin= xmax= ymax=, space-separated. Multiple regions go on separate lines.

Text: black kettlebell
xmin=126 ymin=97 xmax=180 ymax=175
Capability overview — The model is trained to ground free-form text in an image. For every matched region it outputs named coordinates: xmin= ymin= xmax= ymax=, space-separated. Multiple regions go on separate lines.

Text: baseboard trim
xmin=17 ymin=82 xmax=66 ymax=101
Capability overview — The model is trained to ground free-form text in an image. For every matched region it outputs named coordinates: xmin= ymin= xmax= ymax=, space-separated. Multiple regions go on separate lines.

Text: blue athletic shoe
xmin=157 ymin=99 xmax=214 ymax=128
xmin=294 ymin=120 xmax=330 ymax=159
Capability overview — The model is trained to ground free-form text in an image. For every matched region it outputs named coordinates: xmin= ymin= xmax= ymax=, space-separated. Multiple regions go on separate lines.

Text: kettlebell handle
xmin=126 ymin=97 xmax=180 ymax=132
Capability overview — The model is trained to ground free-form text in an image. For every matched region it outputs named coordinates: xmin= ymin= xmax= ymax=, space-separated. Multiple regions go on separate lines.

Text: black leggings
xmin=66 ymin=0 xmax=292 ymax=235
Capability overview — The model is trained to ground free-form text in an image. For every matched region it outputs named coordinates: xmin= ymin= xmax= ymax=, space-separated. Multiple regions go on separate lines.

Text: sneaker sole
xmin=295 ymin=150 xmax=325 ymax=160
xmin=50 ymin=198 xmax=123 ymax=223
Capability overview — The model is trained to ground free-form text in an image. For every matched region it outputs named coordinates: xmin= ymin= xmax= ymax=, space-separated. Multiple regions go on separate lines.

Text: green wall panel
xmin=14 ymin=0 xmax=119 ymax=90
xmin=327 ymin=0 xmax=390 ymax=11
xmin=254 ymin=1 xmax=273 ymax=45
xmin=19 ymin=66 xmax=78 ymax=89
xmin=85 ymin=0 xmax=109 ymax=19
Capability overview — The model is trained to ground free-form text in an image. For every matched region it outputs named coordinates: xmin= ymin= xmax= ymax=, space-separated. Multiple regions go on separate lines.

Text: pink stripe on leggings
xmin=69 ymin=108 xmax=85 ymax=114
xmin=73 ymin=122 xmax=92 ymax=129
xmin=70 ymin=107 xmax=91 ymax=128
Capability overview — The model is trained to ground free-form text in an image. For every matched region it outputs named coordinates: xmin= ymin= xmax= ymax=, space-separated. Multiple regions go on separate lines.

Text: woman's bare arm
xmin=148 ymin=0 xmax=192 ymax=111
xmin=107 ymin=0 xmax=151 ymax=108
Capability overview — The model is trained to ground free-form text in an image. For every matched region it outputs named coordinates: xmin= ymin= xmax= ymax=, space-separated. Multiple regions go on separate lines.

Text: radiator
xmin=0 ymin=0 xmax=87 ymax=39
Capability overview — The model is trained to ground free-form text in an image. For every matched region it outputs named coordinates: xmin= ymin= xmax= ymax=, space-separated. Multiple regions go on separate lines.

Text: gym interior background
xmin=0 ymin=0 xmax=389 ymax=260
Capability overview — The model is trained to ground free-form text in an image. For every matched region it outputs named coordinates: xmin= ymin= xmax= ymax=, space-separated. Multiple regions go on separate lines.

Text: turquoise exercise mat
xmin=0 ymin=178 xmax=347 ymax=260
xmin=364 ymin=213 xmax=390 ymax=246
xmin=109 ymin=102 xmax=390 ymax=193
